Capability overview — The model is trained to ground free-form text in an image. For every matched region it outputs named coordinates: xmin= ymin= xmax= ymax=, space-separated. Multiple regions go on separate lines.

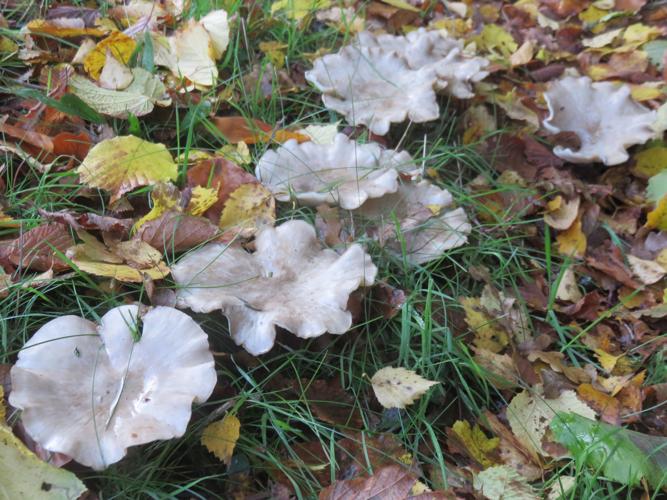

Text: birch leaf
xmin=78 ymin=136 xmax=177 ymax=202
xmin=201 ymin=414 xmax=241 ymax=465
xmin=218 ymin=183 xmax=276 ymax=235
xmin=473 ymin=465 xmax=539 ymax=500
xmin=0 ymin=424 xmax=87 ymax=499
xmin=370 ymin=367 xmax=439 ymax=409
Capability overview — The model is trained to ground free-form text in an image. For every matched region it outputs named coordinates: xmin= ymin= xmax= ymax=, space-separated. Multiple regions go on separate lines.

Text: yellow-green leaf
xmin=84 ymin=31 xmax=137 ymax=79
xmin=201 ymin=414 xmax=241 ymax=465
xmin=218 ymin=183 xmax=275 ymax=235
xmin=452 ymin=420 xmax=500 ymax=468
xmin=0 ymin=424 xmax=87 ymax=499
xmin=78 ymin=136 xmax=177 ymax=202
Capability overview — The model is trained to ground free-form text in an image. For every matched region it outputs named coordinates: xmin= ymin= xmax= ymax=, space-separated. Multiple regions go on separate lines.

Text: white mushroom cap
xmin=357 ymin=180 xmax=471 ymax=265
xmin=543 ymin=76 xmax=657 ymax=165
xmin=255 ymin=133 xmax=417 ymax=210
xmin=9 ymin=305 xmax=216 ymax=470
xmin=172 ymin=220 xmax=377 ymax=355
xmin=356 ymin=29 xmax=489 ymax=98
xmin=305 ymin=45 xmax=439 ymax=135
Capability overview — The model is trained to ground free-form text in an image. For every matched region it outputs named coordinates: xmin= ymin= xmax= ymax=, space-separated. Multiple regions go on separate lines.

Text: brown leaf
xmin=291 ymin=378 xmax=364 ymax=428
xmin=135 ymin=210 xmax=218 ymax=253
xmin=211 ymin=116 xmax=309 ymax=145
xmin=371 ymin=282 xmax=407 ymax=320
xmin=319 ymin=464 xmax=417 ymax=500
xmin=0 ymin=120 xmax=54 ymax=154
xmin=52 ymin=131 xmax=92 ymax=160
xmin=187 ymin=156 xmax=258 ymax=223
xmin=1 ymin=223 xmax=73 ymax=271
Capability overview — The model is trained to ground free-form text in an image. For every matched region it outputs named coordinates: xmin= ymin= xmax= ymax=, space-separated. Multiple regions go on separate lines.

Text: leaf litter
xmin=1 ymin=0 xmax=667 ymax=497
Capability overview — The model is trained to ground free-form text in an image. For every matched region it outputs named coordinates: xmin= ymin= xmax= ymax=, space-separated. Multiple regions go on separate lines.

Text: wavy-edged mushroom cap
xmin=255 ymin=133 xmax=417 ymax=210
xmin=356 ymin=29 xmax=489 ymax=98
xmin=543 ymin=76 xmax=656 ymax=165
xmin=357 ymin=180 xmax=471 ymax=265
xmin=9 ymin=305 xmax=216 ymax=470
xmin=305 ymin=45 xmax=439 ymax=135
xmin=172 ymin=220 xmax=377 ymax=355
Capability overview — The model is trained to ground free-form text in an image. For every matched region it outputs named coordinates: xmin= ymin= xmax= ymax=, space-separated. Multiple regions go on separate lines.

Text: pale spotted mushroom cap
xmin=305 ymin=45 xmax=440 ymax=135
xmin=356 ymin=28 xmax=489 ymax=98
xmin=255 ymin=133 xmax=418 ymax=210
xmin=356 ymin=180 xmax=471 ymax=265
xmin=172 ymin=219 xmax=377 ymax=355
xmin=543 ymin=76 xmax=657 ymax=166
xmin=9 ymin=305 xmax=216 ymax=470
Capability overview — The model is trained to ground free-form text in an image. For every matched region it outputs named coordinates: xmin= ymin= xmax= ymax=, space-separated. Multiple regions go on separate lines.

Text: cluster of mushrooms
xmin=7 ymin=28 xmax=661 ymax=471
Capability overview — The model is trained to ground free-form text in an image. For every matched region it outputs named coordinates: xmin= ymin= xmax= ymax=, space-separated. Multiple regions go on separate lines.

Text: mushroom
xmin=543 ymin=76 xmax=656 ymax=165
xmin=356 ymin=180 xmax=471 ymax=265
xmin=255 ymin=133 xmax=418 ymax=210
xmin=356 ymin=29 xmax=489 ymax=98
xmin=305 ymin=45 xmax=439 ymax=135
xmin=172 ymin=219 xmax=377 ymax=355
xmin=9 ymin=305 xmax=216 ymax=470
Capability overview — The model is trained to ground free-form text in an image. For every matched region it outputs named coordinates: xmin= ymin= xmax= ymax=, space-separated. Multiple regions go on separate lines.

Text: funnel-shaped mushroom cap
xmin=357 ymin=180 xmax=471 ymax=264
xmin=256 ymin=133 xmax=417 ymax=210
xmin=305 ymin=45 xmax=439 ymax=135
xmin=173 ymin=220 xmax=377 ymax=355
xmin=356 ymin=29 xmax=489 ymax=98
xmin=9 ymin=305 xmax=216 ymax=470
xmin=543 ymin=76 xmax=656 ymax=165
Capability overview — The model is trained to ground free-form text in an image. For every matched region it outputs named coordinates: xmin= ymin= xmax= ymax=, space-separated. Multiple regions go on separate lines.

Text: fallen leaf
xmin=556 ymin=218 xmax=586 ymax=258
xmin=271 ymin=0 xmax=332 ymax=20
xmin=99 ymin=50 xmax=134 ymax=90
xmin=577 ymin=383 xmax=621 ymax=424
xmin=319 ymin=464 xmax=417 ymax=500
xmin=78 ymin=135 xmax=177 ymax=202
xmin=201 ymin=414 xmax=241 ymax=465
xmin=0 ymin=424 xmax=87 ymax=498
xmin=627 ymin=255 xmax=665 ymax=285
xmin=556 ymin=267 xmax=583 ymax=302
xmin=370 ymin=367 xmax=439 ymax=409
xmin=507 ymin=386 xmax=596 ymax=459
xmin=83 ymin=31 xmax=136 ymax=79
xmin=1 ymin=223 xmax=73 ymax=271
xmin=218 ymin=183 xmax=276 ymax=236
xmin=186 ymin=186 xmax=219 ymax=216
xmin=473 ymin=465 xmax=538 ymax=500
xmin=460 ymin=297 xmax=509 ymax=353
xmin=632 ymin=146 xmax=667 ymax=178
xmin=551 ymin=412 xmax=667 ymax=490
xmin=450 ymin=420 xmax=500 ymax=468
xmin=544 ymin=196 xmax=580 ymax=230
xmin=135 ymin=210 xmax=218 ymax=253
xmin=212 ymin=116 xmax=309 ymax=145
xmin=26 ymin=18 xmax=107 ymax=37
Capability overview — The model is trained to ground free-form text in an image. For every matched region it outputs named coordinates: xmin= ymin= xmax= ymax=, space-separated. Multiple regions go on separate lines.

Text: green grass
xmin=2 ymin=0 xmax=666 ymax=498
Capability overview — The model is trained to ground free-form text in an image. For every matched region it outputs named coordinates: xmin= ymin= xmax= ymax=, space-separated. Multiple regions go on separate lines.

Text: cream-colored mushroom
xmin=255 ymin=133 xmax=417 ymax=210
xmin=9 ymin=305 xmax=216 ymax=470
xmin=356 ymin=180 xmax=471 ymax=265
xmin=543 ymin=76 xmax=656 ymax=165
xmin=172 ymin=220 xmax=377 ymax=355
xmin=305 ymin=45 xmax=439 ymax=135
xmin=356 ymin=29 xmax=489 ymax=98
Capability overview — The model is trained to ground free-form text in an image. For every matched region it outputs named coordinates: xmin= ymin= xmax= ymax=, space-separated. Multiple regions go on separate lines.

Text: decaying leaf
xmin=461 ymin=297 xmax=509 ymax=353
xmin=218 ymin=183 xmax=276 ymax=236
xmin=135 ymin=211 xmax=219 ymax=253
xmin=507 ymin=386 xmax=596 ymax=459
xmin=473 ymin=465 xmax=539 ymax=500
xmin=78 ymin=136 xmax=177 ymax=202
xmin=1 ymin=223 xmax=74 ymax=272
xmin=451 ymin=420 xmax=500 ymax=468
xmin=0 ymin=424 xmax=87 ymax=499
xmin=319 ymin=464 xmax=417 ymax=500
xmin=370 ymin=366 xmax=439 ymax=409
xmin=201 ymin=414 xmax=241 ymax=465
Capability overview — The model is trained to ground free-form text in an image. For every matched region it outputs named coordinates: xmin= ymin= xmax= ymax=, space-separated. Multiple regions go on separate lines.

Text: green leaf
xmin=551 ymin=412 xmax=667 ymax=490
xmin=142 ymin=30 xmax=155 ymax=73
xmin=644 ymin=40 xmax=667 ymax=70
xmin=647 ymin=170 xmax=667 ymax=203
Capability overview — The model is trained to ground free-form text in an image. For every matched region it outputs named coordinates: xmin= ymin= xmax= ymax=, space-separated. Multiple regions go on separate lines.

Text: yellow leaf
xmin=219 ymin=183 xmax=276 ymax=234
xmin=646 ymin=196 xmax=667 ymax=230
xmin=579 ymin=5 xmax=608 ymax=24
xmin=27 ymin=18 xmax=108 ymax=38
xmin=370 ymin=367 xmax=439 ymax=409
xmin=78 ymin=136 xmax=177 ymax=203
xmin=133 ymin=183 xmax=182 ymax=231
xmin=72 ymin=260 xmax=170 ymax=282
xmin=623 ymin=23 xmax=660 ymax=46
xmin=0 ymin=424 xmax=87 ymax=499
xmin=475 ymin=24 xmax=518 ymax=59
xmin=452 ymin=420 xmax=499 ymax=468
xmin=507 ymin=386 xmax=595 ymax=459
xmin=187 ymin=186 xmax=219 ymax=216
xmin=218 ymin=142 xmax=252 ymax=165
xmin=473 ymin=465 xmax=539 ymax=500
xmin=510 ymin=41 xmax=534 ymax=67
xmin=259 ymin=41 xmax=288 ymax=68
xmin=461 ymin=297 xmax=509 ymax=353
xmin=83 ymin=31 xmax=137 ymax=79
xmin=0 ymin=386 xmax=5 ymax=424
xmin=201 ymin=414 xmax=241 ymax=465
xmin=594 ymin=349 xmax=624 ymax=373
xmin=270 ymin=0 xmax=332 ymax=20
xmin=632 ymin=146 xmax=667 ymax=178
xmin=556 ymin=218 xmax=586 ymax=258
xmin=630 ymin=85 xmax=664 ymax=102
